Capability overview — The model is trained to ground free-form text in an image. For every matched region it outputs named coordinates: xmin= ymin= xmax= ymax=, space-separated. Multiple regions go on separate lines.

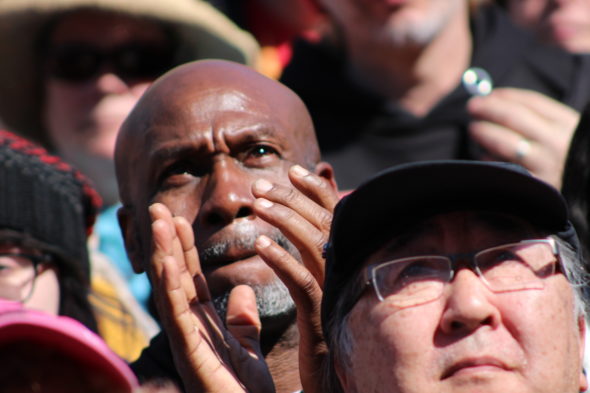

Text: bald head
xmin=114 ymin=59 xmax=334 ymax=280
xmin=116 ymin=60 xmax=320 ymax=204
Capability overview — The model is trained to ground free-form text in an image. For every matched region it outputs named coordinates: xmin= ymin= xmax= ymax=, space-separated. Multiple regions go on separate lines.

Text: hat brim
xmin=0 ymin=0 xmax=259 ymax=146
xmin=0 ymin=307 xmax=137 ymax=391
xmin=328 ymin=160 xmax=569 ymax=293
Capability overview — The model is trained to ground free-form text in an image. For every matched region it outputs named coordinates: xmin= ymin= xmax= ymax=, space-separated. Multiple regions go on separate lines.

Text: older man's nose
xmin=198 ymin=159 xmax=255 ymax=228
xmin=439 ymin=269 xmax=500 ymax=335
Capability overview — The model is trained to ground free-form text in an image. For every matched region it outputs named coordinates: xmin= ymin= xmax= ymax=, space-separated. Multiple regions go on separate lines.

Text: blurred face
xmin=506 ymin=0 xmax=590 ymax=53
xmin=123 ymin=82 xmax=316 ymax=313
xmin=339 ymin=211 xmax=586 ymax=393
xmin=0 ymin=244 xmax=59 ymax=315
xmin=319 ymin=0 xmax=465 ymax=46
xmin=42 ymin=11 xmax=173 ymax=203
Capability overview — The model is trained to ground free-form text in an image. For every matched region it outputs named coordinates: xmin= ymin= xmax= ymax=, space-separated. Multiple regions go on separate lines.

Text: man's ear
xmin=313 ymin=161 xmax=338 ymax=193
xmin=117 ymin=205 xmax=145 ymax=274
xmin=578 ymin=314 xmax=588 ymax=392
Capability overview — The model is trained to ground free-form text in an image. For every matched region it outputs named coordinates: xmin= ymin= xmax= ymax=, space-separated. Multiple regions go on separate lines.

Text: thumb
xmin=226 ymin=285 xmax=263 ymax=356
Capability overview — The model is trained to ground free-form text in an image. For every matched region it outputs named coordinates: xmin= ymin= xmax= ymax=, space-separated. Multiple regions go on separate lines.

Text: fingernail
xmin=256 ymin=198 xmax=273 ymax=208
xmin=291 ymin=164 xmax=309 ymax=177
xmin=257 ymin=235 xmax=271 ymax=248
xmin=254 ymin=179 xmax=273 ymax=193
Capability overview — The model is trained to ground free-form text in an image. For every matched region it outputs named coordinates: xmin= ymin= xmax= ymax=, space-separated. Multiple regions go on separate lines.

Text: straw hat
xmin=0 ymin=0 xmax=260 ymax=146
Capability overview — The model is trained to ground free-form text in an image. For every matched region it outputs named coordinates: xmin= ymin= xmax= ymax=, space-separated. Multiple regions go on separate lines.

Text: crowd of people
xmin=0 ymin=0 xmax=590 ymax=392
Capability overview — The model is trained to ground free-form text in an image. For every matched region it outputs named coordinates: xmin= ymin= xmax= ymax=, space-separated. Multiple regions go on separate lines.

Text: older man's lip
xmin=442 ymin=357 xmax=509 ymax=379
xmin=201 ymin=250 xmax=258 ymax=269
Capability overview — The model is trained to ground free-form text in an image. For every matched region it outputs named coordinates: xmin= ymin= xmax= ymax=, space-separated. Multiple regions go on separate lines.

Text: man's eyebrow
xmin=226 ymin=124 xmax=280 ymax=142
xmin=149 ymin=144 xmax=202 ymax=163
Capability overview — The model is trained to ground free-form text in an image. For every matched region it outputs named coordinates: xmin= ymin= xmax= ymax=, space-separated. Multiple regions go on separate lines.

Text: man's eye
xmin=249 ymin=145 xmax=279 ymax=158
xmin=160 ymin=161 xmax=203 ymax=187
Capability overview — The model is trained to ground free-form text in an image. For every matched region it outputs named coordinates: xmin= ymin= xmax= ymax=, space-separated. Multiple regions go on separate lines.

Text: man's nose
xmin=95 ymin=71 xmax=129 ymax=94
xmin=439 ymin=268 xmax=500 ymax=335
xmin=197 ymin=158 xmax=255 ymax=228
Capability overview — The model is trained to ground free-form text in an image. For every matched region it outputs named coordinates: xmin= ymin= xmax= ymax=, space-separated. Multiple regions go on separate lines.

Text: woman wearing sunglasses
xmin=0 ymin=0 xmax=259 ymax=326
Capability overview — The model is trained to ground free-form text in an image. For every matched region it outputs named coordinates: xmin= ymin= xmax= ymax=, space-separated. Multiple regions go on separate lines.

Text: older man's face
xmin=118 ymin=65 xmax=325 ymax=318
xmin=339 ymin=211 xmax=586 ymax=393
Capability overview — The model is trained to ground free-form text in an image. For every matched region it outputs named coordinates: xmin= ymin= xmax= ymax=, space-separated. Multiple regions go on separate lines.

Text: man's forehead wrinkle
xmin=190 ymin=89 xmax=253 ymax=112
xmin=373 ymin=211 xmax=543 ymax=260
xmin=374 ymin=222 xmax=443 ymax=261
xmin=221 ymin=124 xmax=278 ymax=141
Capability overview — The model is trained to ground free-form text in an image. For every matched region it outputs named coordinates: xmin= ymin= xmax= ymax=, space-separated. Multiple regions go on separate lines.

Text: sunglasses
xmin=44 ymin=43 xmax=175 ymax=83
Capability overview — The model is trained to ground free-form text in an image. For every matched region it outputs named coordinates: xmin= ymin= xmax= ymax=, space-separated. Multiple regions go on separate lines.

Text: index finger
xmin=288 ymin=164 xmax=339 ymax=212
xmin=473 ymin=87 xmax=580 ymax=122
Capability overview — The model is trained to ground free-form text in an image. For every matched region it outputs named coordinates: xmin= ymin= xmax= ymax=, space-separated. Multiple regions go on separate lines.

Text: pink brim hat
xmin=0 ymin=300 xmax=138 ymax=392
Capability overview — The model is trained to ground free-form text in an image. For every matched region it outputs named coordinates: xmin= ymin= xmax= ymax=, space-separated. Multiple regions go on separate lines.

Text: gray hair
xmin=555 ymin=236 xmax=590 ymax=318
xmin=324 ymin=235 xmax=590 ymax=393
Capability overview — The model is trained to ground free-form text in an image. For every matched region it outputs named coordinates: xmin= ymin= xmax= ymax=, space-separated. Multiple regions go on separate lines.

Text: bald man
xmin=115 ymin=60 xmax=338 ymax=393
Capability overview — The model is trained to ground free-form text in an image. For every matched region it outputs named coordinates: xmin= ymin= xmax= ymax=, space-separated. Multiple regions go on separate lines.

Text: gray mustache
xmin=199 ymin=231 xmax=293 ymax=263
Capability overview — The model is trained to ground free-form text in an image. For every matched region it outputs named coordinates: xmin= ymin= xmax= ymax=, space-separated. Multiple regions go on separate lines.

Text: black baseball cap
xmin=322 ymin=160 xmax=579 ymax=338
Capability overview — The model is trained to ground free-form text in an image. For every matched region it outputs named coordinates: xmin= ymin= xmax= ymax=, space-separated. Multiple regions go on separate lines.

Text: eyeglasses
xmin=44 ymin=43 xmax=175 ymax=83
xmin=0 ymin=253 xmax=52 ymax=303
xmin=366 ymin=238 xmax=560 ymax=309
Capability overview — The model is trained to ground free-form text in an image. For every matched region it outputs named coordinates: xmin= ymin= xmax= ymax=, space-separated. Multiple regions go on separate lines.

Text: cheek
xmin=154 ymin=187 xmax=202 ymax=223
xmin=130 ymin=81 xmax=152 ymax=97
xmin=498 ymin=282 xmax=582 ymax=386
xmin=25 ymin=266 xmax=61 ymax=315
xmin=501 ymin=285 xmax=576 ymax=350
xmin=44 ymin=81 xmax=87 ymax=114
xmin=347 ymin=299 xmax=440 ymax=389
xmin=43 ymin=82 xmax=89 ymax=139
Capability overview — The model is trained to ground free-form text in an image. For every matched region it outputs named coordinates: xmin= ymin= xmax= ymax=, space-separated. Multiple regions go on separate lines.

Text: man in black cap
xmin=320 ymin=160 xmax=589 ymax=393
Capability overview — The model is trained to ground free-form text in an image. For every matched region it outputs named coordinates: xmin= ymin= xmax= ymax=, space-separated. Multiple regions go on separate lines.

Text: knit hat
xmin=0 ymin=130 xmax=101 ymax=280
xmin=0 ymin=0 xmax=259 ymax=147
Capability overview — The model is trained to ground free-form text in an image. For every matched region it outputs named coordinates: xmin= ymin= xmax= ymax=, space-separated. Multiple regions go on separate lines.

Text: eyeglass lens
xmin=0 ymin=254 xmax=38 ymax=302
xmin=45 ymin=43 xmax=174 ymax=82
xmin=371 ymin=240 xmax=556 ymax=308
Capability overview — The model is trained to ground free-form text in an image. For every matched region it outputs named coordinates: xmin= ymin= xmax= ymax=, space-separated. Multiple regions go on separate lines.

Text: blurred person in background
xmin=562 ymin=104 xmax=590 ymax=259
xmin=0 ymin=0 xmax=259 ymax=318
xmin=204 ymin=0 xmax=326 ymax=78
xmin=498 ymin=0 xmax=590 ymax=54
xmin=562 ymin=103 xmax=590 ymax=392
xmin=281 ymin=0 xmax=590 ymax=190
